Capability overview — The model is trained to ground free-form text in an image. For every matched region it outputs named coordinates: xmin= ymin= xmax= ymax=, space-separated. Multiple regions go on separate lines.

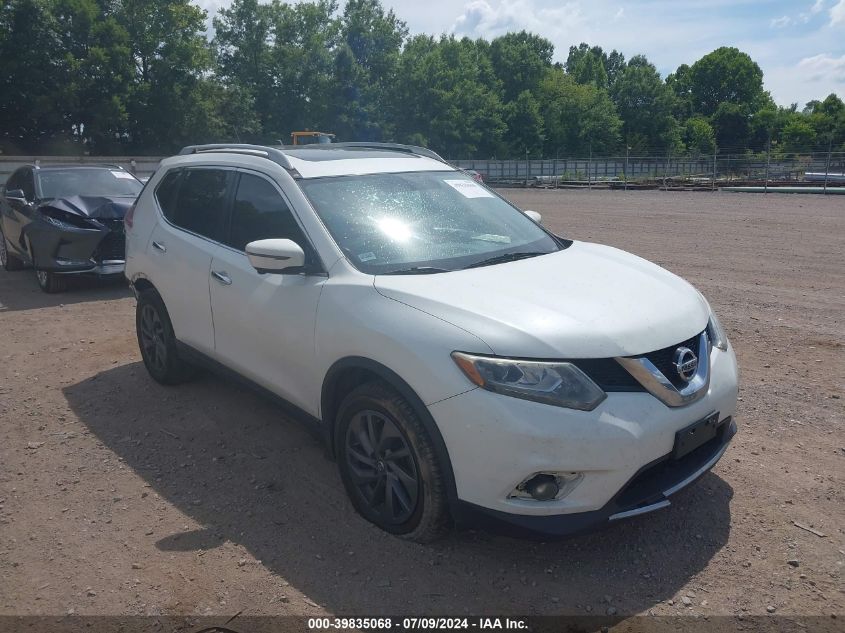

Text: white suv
xmin=125 ymin=143 xmax=738 ymax=542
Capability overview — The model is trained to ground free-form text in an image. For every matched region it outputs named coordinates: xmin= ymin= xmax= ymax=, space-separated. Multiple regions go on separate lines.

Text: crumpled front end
xmin=25 ymin=196 xmax=130 ymax=274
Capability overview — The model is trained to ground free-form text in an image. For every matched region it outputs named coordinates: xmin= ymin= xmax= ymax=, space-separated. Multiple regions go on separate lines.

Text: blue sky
xmin=198 ymin=0 xmax=845 ymax=107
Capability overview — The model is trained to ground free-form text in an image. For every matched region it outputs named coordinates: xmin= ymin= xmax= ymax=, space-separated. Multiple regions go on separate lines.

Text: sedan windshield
xmin=299 ymin=171 xmax=560 ymax=274
xmin=38 ymin=168 xmax=143 ymax=199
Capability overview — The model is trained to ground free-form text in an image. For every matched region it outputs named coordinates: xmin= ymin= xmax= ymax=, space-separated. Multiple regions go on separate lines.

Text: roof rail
xmin=303 ymin=142 xmax=447 ymax=163
xmin=178 ymin=144 xmax=294 ymax=171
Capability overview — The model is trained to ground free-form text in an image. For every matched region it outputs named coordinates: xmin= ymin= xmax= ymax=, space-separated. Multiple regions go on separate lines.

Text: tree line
xmin=1 ymin=0 xmax=843 ymax=158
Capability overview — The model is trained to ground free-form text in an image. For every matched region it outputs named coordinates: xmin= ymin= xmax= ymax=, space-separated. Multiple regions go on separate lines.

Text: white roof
xmin=286 ymin=154 xmax=453 ymax=179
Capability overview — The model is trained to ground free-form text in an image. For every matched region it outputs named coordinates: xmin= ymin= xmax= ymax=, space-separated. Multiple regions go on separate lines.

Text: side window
xmin=154 ymin=169 xmax=182 ymax=218
xmin=167 ymin=169 xmax=230 ymax=241
xmin=225 ymin=173 xmax=308 ymax=252
xmin=21 ymin=170 xmax=35 ymax=200
xmin=6 ymin=169 xmax=22 ymax=194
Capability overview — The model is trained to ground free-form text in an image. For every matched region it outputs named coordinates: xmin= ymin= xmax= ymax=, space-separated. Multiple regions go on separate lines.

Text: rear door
xmin=147 ymin=167 xmax=233 ymax=355
xmin=208 ymin=170 xmax=325 ymax=412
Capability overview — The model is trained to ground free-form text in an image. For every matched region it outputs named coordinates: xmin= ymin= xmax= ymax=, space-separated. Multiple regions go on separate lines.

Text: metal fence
xmin=451 ymin=152 xmax=845 ymax=187
xmin=2 ymin=151 xmax=844 ymax=189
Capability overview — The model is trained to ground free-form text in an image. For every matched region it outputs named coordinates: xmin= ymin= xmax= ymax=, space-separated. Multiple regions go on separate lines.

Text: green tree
xmin=0 ymin=0 xmax=66 ymax=151
xmin=392 ymin=35 xmax=504 ymax=157
xmin=782 ymin=119 xmax=817 ymax=152
xmin=686 ymin=47 xmax=766 ymax=117
xmin=490 ymin=31 xmax=553 ymax=102
xmin=683 ymin=117 xmax=715 ymax=155
xmin=503 ymin=90 xmax=544 ymax=156
xmin=612 ymin=55 xmax=681 ymax=153
xmin=329 ymin=0 xmax=406 ymax=140
xmin=711 ymin=102 xmax=750 ymax=150
xmin=566 ymin=43 xmax=624 ymax=90
xmin=538 ymin=67 xmax=620 ymax=156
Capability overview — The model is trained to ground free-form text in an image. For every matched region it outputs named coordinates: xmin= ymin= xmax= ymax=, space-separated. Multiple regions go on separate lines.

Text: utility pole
xmin=764 ymin=130 xmax=771 ymax=194
xmin=824 ymin=134 xmax=833 ymax=195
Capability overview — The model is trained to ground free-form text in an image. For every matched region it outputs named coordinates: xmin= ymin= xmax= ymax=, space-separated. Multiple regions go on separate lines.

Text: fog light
xmin=509 ymin=472 xmax=584 ymax=502
xmin=526 ymin=474 xmax=558 ymax=500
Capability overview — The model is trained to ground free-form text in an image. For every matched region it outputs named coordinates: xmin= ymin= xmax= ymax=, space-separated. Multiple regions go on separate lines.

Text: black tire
xmin=136 ymin=288 xmax=195 ymax=385
xmin=336 ymin=381 xmax=451 ymax=542
xmin=0 ymin=225 xmax=24 ymax=271
xmin=35 ymin=268 xmax=68 ymax=293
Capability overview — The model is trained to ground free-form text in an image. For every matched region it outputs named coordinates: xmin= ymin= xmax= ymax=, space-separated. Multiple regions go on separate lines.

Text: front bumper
xmin=27 ymin=221 xmax=125 ymax=274
xmin=428 ymin=344 xmax=739 ymax=535
xmin=453 ymin=417 xmax=735 ymax=538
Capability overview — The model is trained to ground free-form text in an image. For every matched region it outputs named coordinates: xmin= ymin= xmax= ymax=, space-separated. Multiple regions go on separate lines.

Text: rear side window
xmin=163 ymin=169 xmax=230 ymax=241
xmin=154 ymin=170 xmax=181 ymax=217
xmin=225 ymin=173 xmax=307 ymax=251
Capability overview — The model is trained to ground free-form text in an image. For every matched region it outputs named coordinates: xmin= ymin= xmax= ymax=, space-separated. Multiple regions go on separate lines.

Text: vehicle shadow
xmin=0 ymin=268 xmax=130 ymax=312
xmin=63 ymin=363 xmax=734 ymax=616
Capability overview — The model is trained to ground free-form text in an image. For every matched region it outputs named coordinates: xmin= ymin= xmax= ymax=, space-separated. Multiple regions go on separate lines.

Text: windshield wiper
xmin=383 ymin=266 xmax=452 ymax=275
xmin=463 ymin=251 xmax=545 ymax=270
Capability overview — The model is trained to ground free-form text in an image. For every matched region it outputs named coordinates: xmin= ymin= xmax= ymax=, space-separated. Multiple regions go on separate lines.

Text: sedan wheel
xmin=345 ymin=410 xmax=420 ymax=525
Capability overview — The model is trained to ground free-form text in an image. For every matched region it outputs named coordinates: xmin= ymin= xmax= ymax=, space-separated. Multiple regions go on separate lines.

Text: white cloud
xmin=770 ymin=15 xmax=791 ymax=28
xmin=830 ymin=0 xmax=845 ymax=24
xmin=451 ymin=0 xmax=584 ymax=39
xmin=810 ymin=0 xmax=826 ymax=14
xmin=797 ymin=53 xmax=845 ymax=82
xmin=614 ymin=7 xmax=624 ymax=20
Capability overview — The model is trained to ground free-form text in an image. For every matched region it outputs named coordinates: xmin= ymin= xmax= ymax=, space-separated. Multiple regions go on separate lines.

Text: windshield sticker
xmin=358 ymin=252 xmax=377 ymax=262
xmin=111 ymin=170 xmax=136 ymax=179
xmin=472 ymin=233 xmax=511 ymax=244
xmin=444 ymin=179 xmax=494 ymax=198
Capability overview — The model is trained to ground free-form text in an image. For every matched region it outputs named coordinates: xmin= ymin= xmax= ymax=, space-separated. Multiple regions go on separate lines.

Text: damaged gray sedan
xmin=0 ymin=164 xmax=142 ymax=292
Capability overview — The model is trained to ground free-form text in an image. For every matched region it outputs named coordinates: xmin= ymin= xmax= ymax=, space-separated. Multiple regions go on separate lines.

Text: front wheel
xmin=35 ymin=268 xmax=68 ymax=293
xmin=336 ymin=381 xmax=451 ymax=542
xmin=136 ymin=288 xmax=195 ymax=385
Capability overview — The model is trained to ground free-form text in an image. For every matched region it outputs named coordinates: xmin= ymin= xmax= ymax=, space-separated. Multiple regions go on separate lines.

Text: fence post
xmin=588 ymin=141 xmax=592 ymax=190
xmin=764 ymin=132 xmax=771 ymax=193
xmin=712 ymin=149 xmax=717 ymax=191
xmin=824 ymin=135 xmax=833 ymax=194
xmin=624 ymin=145 xmax=629 ymax=191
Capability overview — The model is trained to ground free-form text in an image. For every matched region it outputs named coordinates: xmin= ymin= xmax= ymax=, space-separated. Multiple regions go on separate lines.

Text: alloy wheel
xmin=345 ymin=410 xmax=419 ymax=525
xmin=139 ymin=303 xmax=167 ymax=373
xmin=35 ymin=270 xmax=48 ymax=287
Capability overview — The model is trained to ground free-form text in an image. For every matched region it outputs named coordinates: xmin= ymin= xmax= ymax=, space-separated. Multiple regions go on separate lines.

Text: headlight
xmin=707 ymin=310 xmax=729 ymax=351
xmin=451 ymin=352 xmax=606 ymax=411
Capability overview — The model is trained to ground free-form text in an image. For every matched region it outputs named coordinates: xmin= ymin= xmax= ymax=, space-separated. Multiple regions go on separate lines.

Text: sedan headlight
xmin=451 ymin=352 xmax=606 ymax=411
xmin=707 ymin=310 xmax=729 ymax=351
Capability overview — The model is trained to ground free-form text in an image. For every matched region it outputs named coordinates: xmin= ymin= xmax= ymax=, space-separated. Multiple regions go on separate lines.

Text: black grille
xmin=571 ymin=358 xmax=642 ymax=391
xmin=94 ymin=227 xmax=125 ymax=262
xmin=572 ymin=330 xmax=705 ymax=392
xmin=635 ymin=332 xmax=702 ymax=389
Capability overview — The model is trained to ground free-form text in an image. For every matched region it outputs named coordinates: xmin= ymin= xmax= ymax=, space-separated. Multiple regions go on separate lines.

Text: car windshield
xmin=298 ymin=171 xmax=560 ymax=274
xmin=38 ymin=168 xmax=143 ymax=199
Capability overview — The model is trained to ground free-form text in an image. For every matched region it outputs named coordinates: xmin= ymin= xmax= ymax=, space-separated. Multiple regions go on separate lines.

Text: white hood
xmin=374 ymin=241 xmax=709 ymax=358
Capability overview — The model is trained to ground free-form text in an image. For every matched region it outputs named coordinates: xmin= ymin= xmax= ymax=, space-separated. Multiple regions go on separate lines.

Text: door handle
xmin=152 ymin=240 xmax=166 ymax=253
xmin=211 ymin=270 xmax=232 ymax=285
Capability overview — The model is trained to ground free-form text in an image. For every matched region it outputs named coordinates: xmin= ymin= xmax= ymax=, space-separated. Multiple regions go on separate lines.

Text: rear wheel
xmin=336 ymin=381 xmax=451 ymax=542
xmin=0 ymin=226 xmax=24 ymax=271
xmin=136 ymin=288 xmax=195 ymax=385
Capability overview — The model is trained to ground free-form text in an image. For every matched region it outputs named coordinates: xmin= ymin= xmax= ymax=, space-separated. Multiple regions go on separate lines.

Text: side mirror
xmin=5 ymin=189 xmax=27 ymax=203
xmin=245 ymin=238 xmax=306 ymax=273
xmin=524 ymin=209 xmax=542 ymax=224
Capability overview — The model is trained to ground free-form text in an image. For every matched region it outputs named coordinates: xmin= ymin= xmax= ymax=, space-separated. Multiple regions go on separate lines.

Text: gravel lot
xmin=0 ymin=190 xmax=842 ymax=619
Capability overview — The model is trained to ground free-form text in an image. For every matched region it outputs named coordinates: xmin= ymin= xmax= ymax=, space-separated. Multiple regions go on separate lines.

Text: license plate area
xmin=673 ymin=412 xmax=720 ymax=460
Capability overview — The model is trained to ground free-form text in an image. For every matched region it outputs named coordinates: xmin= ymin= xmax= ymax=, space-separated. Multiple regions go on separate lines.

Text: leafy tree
xmin=490 ymin=31 xmax=553 ymax=102
xmin=538 ymin=67 xmax=620 ymax=156
xmin=711 ymin=102 xmax=750 ymax=150
xmin=782 ymin=119 xmax=817 ymax=152
xmin=612 ymin=55 xmax=681 ymax=153
xmin=392 ymin=35 xmax=504 ymax=157
xmin=0 ymin=0 xmax=66 ymax=152
xmin=566 ymin=43 xmax=624 ymax=91
xmin=503 ymin=90 xmax=544 ymax=156
xmin=683 ymin=117 xmax=715 ymax=155
xmin=686 ymin=47 xmax=765 ymax=117
xmin=328 ymin=0 xmax=406 ymax=140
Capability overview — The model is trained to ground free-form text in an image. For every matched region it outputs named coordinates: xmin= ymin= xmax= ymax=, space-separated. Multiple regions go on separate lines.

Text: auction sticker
xmin=444 ymin=179 xmax=493 ymax=198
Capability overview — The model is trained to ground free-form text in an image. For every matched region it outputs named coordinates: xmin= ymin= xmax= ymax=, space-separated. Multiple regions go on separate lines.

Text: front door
xmin=209 ymin=171 xmax=325 ymax=413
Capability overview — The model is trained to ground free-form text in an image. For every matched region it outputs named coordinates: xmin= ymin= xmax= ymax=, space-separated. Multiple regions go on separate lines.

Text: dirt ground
xmin=0 ymin=190 xmax=842 ymax=620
